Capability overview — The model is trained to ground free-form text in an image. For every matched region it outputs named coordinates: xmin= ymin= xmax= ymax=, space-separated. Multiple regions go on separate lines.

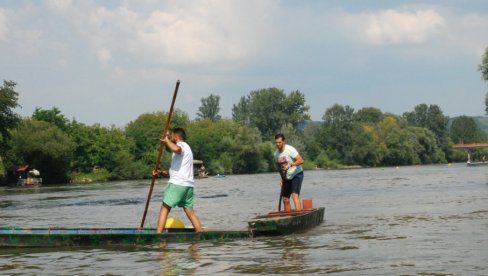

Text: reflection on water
xmin=0 ymin=164 xmax=487 ymax=275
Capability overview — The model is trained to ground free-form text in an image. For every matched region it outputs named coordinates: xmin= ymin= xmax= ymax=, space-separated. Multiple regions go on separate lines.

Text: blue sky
xmin=1 ymin=0 xmax=487 ymax=126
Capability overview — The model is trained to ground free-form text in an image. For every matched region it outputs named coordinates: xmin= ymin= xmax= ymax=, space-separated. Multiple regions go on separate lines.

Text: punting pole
xmin=140 ymin=80 xmax=180 ymax=228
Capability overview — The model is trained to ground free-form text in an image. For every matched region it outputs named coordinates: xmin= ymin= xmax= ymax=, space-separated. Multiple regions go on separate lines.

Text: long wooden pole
xmin=278 ymin=168 xmax=287 ymax=211
xmin=140 ymin=80 xmax=180 ymax=228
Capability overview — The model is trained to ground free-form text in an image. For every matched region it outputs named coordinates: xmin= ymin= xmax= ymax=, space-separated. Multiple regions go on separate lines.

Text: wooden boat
xmin=17 ymin=177 xmax=42 ymax=187
xmin=467 ymin=161 xmax=488 ymax=167
xmin=0 ymin=208 xmax=325 ymax=247
xmin=248 ymin=207 xmax=325 ymax=236
xmin=0 ymin=227 xmax=250 ymax=248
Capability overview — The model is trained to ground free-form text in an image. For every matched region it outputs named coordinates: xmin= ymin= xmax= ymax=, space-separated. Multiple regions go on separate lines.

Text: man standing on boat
xmin=154 ymin=128 xmax=202 ymax=233
xmin=274 ymin=133 xmax=305 ymax=211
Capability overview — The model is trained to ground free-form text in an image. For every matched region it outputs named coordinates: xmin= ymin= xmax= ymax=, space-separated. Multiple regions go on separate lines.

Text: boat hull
xmin=0 ymin=228 xmax=249 ymax=248
xmin=248 ymin=207 xmax=325 ymax=236
xmin=1 ymin=207 xmax=325 ymax=247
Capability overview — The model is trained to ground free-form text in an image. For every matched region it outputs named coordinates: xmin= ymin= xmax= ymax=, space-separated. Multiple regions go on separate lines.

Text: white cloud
xmin=0 ymin=9 xmax=9 ymax=41
xmin=45 ymin=0 xmax=73 ymax=13
xmin=44 ymin=1 xmax=275 ymax=71
xmin=0 ymin=6 xmax=45 ymax=54
xmin=96 ymin=48 xmax=112 ymax=66
xmin=450 ymin=13 xmax=488 ymax=56
xmin=343 ymin=9 xmax=445 ymax=45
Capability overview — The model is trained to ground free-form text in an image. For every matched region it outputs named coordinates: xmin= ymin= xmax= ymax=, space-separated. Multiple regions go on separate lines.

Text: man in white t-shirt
xmin=155 ymin=128 xmax=202 ymax=233
xmin=274 ymin=133 xmax=305 ymax=211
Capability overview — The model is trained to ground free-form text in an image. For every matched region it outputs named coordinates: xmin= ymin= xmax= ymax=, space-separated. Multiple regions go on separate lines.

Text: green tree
xmin=403 ymin=103 xmax=450 ymax=159
xmin=196 ymin=94 xmax=221 ymax=121
xmin=403 ymin=104 xmax=449 ymax=141
xmin=187 ymin=119 xmax=274 ymax=174
xmin=479 ymin=46 xmax=488 ymax=82
xmin=481 ymin=47 xmax=488 ymax=114
xmin=354 ymin=107 xmax=383 ymax=124
xmin=378 ymin=116 xmax=419 ymax=166
xmin=449 ymin=116 xmax=487 ymax=144
xmin=70 ymin=121 xmax=145 ymax=179
xmin=232 ymin=88 xmax=310 ymax=139
xmin=32 ymin=107 xmax=69 ymax=132
xmin=320 ymin=104 xmax=355 ymax=163
xmin=382 ymin=127 xmax=419 ymax=166
xmin=301 ymin=121 xmax=323 ymax=161
xmin=232 ymin=96 xmax=250 ymax=125
xmin=230 ymin=127 xmax=273 ymax=174
xmin=408 ymin=127 xmax=446 ymax=164
xmin=187 ymin=119 xmax=241 ymax=170
xmin=350 ymin=123 xmax=387 ymax=166
xmin=125 ymin=110 xmax=189 ymax=166
xmin=0 ymin=80 xmax=21 ymax=153
xmin=7 ymin=119 xmax=75 ymax=183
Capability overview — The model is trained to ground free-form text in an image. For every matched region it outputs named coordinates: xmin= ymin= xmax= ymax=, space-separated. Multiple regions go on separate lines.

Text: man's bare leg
xmin=183 ymin=208 xmax=202 ymax=232
xmin=283 ymin=197 xmax=292 ymax=211
xmin=156 ymin=203 xmax=171 ymax=233
xmin=291 ymin=193 xmax=302 ymax=210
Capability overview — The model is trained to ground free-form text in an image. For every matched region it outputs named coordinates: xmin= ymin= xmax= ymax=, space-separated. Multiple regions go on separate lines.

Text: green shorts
xmin=163 ymin=183 xmax=194 ymax=209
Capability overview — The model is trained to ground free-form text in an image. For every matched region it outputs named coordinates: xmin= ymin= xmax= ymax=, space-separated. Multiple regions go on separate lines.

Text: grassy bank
xmin=70 ymin=168 xmax=110 ymax=183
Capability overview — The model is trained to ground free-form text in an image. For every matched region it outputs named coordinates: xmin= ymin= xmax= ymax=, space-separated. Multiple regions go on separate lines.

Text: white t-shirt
xmin=274 ymin=144 xmax=303 ymax=180
xmin=169 ymin=141 xmax=194 ymax=187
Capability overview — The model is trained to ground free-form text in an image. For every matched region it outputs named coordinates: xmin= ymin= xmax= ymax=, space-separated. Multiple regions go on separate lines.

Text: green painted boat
xmin=0 ymin=227 xmax=249 ymax=248
xmin=0 ymin=207 xmax=325 ymax=247
xmin=248 ymin=207 xmax=325 ymax=236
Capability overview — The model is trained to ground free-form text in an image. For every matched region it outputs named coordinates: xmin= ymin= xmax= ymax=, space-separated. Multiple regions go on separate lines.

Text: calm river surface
xmin=1 ymin=164 xmax=487 ymax=275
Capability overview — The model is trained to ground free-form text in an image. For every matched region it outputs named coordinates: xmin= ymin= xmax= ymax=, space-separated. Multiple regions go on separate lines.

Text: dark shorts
xmin=281 ymin=172 xmax=304 ymax=198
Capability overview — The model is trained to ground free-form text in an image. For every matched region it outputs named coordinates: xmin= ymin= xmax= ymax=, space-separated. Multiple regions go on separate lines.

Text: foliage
xmin=449 ymin=116 xmax=487 ymax=144
xmin=187 ymin=119 xmax=273 ymax=174
xmin=232 ymin=88 xmax=310 ymax=139
xmin=485 ymin=92 xmax=488 ymax=115
xmin=0 ymin=80 xmax=20 ymax=155
xmin=349 ymin=123 xmax=387 ymax=166
xmin=314 ymin=150 xmax=341 ymax=169
xmin=32 ymin=107 xmax=69 ymax=132
xmin=480 ymin=46 xmax=488 ymax=114
xmin=382 ymin=127 xmax=419 ymax=166
xmin=479 ymin=46 xmax=488 ymax=82
xmin=70 ymin=168 xmax=110 ymax=183
xmin=354 ymin=107 xmax=383 ymax=124
xmin=407 ymin=127 xmax=446 ymax=164
xmin=70 ymin=121 xmax=146 ymax=180
xmin=187 ymin=119 xmax=241 ymax=167
xmin=7 ymin=119 xmax=75 ymax=183
xmin=3 ymin=80 xmax=472 ymax=183
xmin=403 ymin=104 xmax=449 ymax=141
xmin=125 ymin=111 xmax=189 ymax=166
xmin=196 ymin=94 xmax=221 ymax=121
xmin=320 ymin=104 xmax=355 ymax=162
xmin=301 ymin=121 xmax=323 ymax=161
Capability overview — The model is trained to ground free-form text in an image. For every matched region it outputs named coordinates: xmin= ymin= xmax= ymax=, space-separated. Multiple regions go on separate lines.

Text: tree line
xmin=1 ymin=47 xmax=487 ymax=184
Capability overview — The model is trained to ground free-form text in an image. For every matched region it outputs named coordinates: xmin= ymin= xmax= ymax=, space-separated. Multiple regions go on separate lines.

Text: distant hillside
xmin=472 ymin=116 xmax=488 ymax=134
xmin=449 ymin=116 xmax=488 ymax=134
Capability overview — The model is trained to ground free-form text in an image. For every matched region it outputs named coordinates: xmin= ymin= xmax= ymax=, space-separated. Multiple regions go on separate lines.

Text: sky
xmin=1 ymin=0 xmax=488 ymax=127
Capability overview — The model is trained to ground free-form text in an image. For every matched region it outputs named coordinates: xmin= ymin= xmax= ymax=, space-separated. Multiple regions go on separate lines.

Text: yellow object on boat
xmin=165 ymin=217 xmax=185 ymax=229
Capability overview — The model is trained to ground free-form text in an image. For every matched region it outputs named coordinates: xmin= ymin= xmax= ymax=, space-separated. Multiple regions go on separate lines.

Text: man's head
xmin=171 ymin=127 xmax=186 ymax=142
xmin=275 ymin=133 xmax=286 ymax=151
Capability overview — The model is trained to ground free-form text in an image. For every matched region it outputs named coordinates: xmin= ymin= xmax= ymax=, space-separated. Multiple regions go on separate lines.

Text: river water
xmin=0 ymin=164 xmax=487 ymax=275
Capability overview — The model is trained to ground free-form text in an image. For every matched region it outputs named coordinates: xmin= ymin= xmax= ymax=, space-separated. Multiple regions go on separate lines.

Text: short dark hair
xmin=275 ymin=133 xmax=285 ymax=141
xmin=172 ymin=127 xmax=186 ymax=141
